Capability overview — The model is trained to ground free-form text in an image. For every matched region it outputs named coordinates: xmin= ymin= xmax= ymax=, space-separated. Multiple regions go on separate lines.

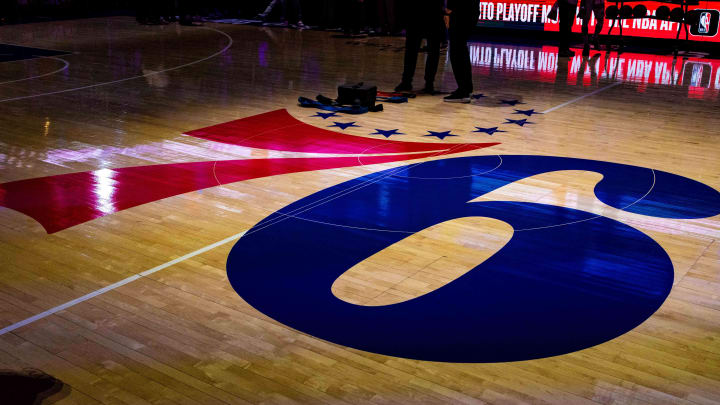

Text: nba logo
xmin=699 ymin=12 xmax=711 ymax=34
xmin=690 ymin=9 xmax=719 ymax=36
xmin=691 ymin=64 xmax=704 ymax=87
xmin=682 ymin=61 xmax=712 ymax=88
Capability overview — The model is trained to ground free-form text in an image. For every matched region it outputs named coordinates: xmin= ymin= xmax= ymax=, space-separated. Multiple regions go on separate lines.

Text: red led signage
xmin=477 ymin=1 xmax=720 ymax=42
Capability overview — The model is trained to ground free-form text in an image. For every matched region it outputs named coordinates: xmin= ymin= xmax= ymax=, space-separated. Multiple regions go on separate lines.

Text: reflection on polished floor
xmin=0 ymin=16 xmax=719 ymax=404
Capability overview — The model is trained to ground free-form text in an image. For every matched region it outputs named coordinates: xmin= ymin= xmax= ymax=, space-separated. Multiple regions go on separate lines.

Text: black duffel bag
xmin=337 ymin=82 xmax=377 ymax=108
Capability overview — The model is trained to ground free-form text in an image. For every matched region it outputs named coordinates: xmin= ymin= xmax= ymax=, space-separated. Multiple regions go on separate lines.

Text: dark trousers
xmin=319 ymin=0 xmax=338 ymax=28
xmin=581 ymin=1 xmax=604 ymax=48
xmin=449 ymin=15 xmax=475 ymax=94
xmin=401 ymin=29 xmax=440 ymax=86
xmin=375 ymin=0 xmax=397 ymax=33
xmin=558 ymin=0 xmax=576 ymax=51
xmin=286 ymin=0 xmax=302 ymax=22
xmin=343 ymin=0 xmax=365 ymax=34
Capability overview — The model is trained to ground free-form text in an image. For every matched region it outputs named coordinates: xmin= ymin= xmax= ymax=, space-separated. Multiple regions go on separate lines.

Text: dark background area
xmin=0 ymin=0 xmax=276 ymax=25
xmin=0 ymin=1 xmax=715 ymax=55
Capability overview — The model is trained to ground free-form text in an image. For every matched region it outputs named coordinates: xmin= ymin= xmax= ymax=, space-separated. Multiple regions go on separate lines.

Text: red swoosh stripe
xmin=1 ymin=111 xmax=498 ymax=233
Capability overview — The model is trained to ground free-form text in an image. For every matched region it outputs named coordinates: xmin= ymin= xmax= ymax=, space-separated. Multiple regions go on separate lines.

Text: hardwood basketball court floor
xmin=0 ymin=16 xmax=719 ymax=404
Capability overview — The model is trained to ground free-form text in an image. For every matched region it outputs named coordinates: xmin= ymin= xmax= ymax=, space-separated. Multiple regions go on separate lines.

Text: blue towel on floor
xmin=298 ymin=97 xmax=369 ymax=114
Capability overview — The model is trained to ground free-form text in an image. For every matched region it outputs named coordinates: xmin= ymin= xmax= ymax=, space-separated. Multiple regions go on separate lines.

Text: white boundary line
xmin=542 ymin=81 xmax=623 ymax=114
xmin=356 ymin=143 xmax=504 ymax=180
xmin=0 ymin=56 xmax=70 ymax=86
xmin=516 ymin=169 xmax=655 ymax=232
xmin=0 ymin=231 xmax=246 ymax=335
xmin=0 ymin=57 xmax=627 ymax=336
xmin=1 ymin=145 xmax=468 ymax=336
xmin=264 ymin=166 xmax=656 ymax=234
xmin=225 ymin=144 xmax=473 ymax=237
xmin=0 ymin=27 xmax=232 ymax=103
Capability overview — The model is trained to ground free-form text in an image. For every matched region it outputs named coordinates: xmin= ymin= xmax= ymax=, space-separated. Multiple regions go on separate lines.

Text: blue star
xmin=472 ymin=94 xmax=486 ymax=99
xmin=473 ymin=127 xmax=506 ymax=135
xmin=312 ymin=112 xmax=340 ymax=119
xmin=329 ymin=122 xmax=359 ymax=130
xmin=503 ymin=118 xmax=534 ymax=127
xmin=370 ymin=129 xmax=404 ymax=138
xmin=424 ymin=130 xmax=458 ymax=140
xmin=513 ymin=109 xmax=541 ymax=117
xmin=499 ymin=99 xmax=524 ymax=106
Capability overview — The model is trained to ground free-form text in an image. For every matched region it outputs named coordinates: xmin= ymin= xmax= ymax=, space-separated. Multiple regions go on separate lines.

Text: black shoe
xmin=443 ymin=92 xmax=470 ymax=103
xmin=558 ymin=49 xmax=575 ymax=57
xmin=394 ymin=82 xmax=412 ymax=92
xmin=419 ymin=84 xmax=435 ymax=95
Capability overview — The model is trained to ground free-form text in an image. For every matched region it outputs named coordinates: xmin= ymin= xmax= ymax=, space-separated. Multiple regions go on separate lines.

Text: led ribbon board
xmin=476 ymin=0 xmax=720 ymax=42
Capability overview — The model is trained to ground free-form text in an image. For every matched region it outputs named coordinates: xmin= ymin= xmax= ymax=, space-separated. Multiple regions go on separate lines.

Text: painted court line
xmin=0 ymin=231 xmax=246 ymax=336
xmin=516 ymin=169 xmax=656 ymax=232
xmin=0 ymin=56 xmax=70 ymax=86
xmin=1 ymin=145 xmax=466 ymax=336
xmin=542 ymin=81 xmax=623 ymax=114
xmin=243 ymin=144 xmax=474 ymax=236
xmin=0 ymin=27 xmax=232 ymax=103
xmin=0 ymin=65 xmax=623 ymax=336
xmin=270 ymin=165 xmax=656 ymax=234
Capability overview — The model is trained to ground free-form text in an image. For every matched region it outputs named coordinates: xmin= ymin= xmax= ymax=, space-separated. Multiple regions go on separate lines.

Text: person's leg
xmin=581 ymin=0 xmax=591 ymax=55
xmin=397 ymin=29 xmax=422 ymax=90
xmin=375 ymin=0 xmax=386 ymax=33
xmin=423 ymin=33 xmax=441 ymax=90
xmin=319 ymin=0 xmax=331 ymax=27
xmin=448 ymin=17 xmax=473 ymax=96
xmin=376 ymin=0 xmax=386 ymax=31
xmin=363 ymin=0 xmax=377 ymax=32
xmin=328 ymin=0 xmax=339 ymax=28
xmin=343 ymin=0 xmax=353 ymax=35
xmin=178 ymin=0 xmax=189 ymax=23
xmin=558 ymin=0 xmax=568 ymax=51
xmin=285 ymin=0 xmax=303 ymax=25
xmin=558 ymin=0 xmax=575 ymax=55
xmin=280 ymin=0 xmax=289 ymax=22
xmin=354 ymin=0 xmax=365 ymax=34
xmin=385 ymin=0 xmax=396 ymax=33
xmin=295 ymin=0 xmax=303 ymax=21
xmin=593 ymin=4 xmax=604 ymax=48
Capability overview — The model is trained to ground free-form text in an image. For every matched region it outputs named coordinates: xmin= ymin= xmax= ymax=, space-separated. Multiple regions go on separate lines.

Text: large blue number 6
xmin=227 ymin=155 xmax=720 ymax=362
